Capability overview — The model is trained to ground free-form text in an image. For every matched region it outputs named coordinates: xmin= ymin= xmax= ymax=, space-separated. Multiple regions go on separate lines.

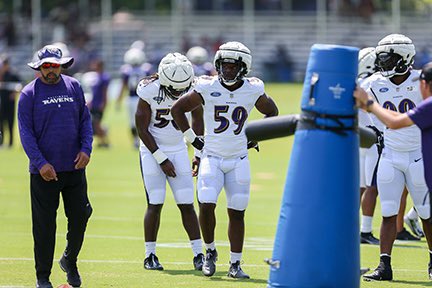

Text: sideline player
xmin=118 ymin=45 xmax=153 ymax=148
xmin=186 ymin=46 xmax=216 ymax=76
xmin=172 ymin=41 xmax=278 ymax=279
xmin=136 ymin=53 xmax=204 ymax=271
xmin=359 ymin=34 xmax=432 ymax=281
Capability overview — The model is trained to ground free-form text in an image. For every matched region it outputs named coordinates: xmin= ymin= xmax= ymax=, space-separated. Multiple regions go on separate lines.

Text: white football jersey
xmin=136 ymin=78 xmax=188 ymax=153
xmin=361 ymin=70 xmax=422 ymax=151
xmin=357 ymin=77 xmax=376 ymax=129
xmin=195 ymin=76 xmax=264 ymax=158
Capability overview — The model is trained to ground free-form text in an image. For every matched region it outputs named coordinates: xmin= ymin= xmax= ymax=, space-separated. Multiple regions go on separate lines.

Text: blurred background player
xmin=172 ymin=41 xmax=278 ymax=279
xmin=135 ymin=53 xmax=204 ymax=271
xmin=362 ymin=34 xmax=432 ymax=281
xmin=86 ymin=59 xmax=110 ymax=148
xmin=0 ymin=53 xmax=21 ymax=148
xmin=186 ymin=46 xmax=216 ymax=76
xmin=358 ymin=47 xmax=380 ymax=245
xmin=117 ymin=43 xmax=153 ymax=148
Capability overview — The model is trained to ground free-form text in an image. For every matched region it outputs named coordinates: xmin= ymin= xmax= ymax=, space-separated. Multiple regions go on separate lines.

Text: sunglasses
xmin=41 ymin=63 xmax=61 ymax=69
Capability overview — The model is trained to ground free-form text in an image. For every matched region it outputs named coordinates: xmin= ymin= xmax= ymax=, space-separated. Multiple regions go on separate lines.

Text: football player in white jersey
xmin=118 ymin=46 xmax=153 ymax=148
xmin=171 ymin=41 xmax=278 ymax=279
xmin=135 ymin=53 xmax=204 ymax=271
xmin=358 ymin=47 xmax=381 ymax=245
xmin=361 ymin=34 xmax=432 ymax=281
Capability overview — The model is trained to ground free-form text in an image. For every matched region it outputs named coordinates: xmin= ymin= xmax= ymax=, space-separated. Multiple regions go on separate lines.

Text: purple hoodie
xmin=18 ymin=75 xmax=93 ymax=174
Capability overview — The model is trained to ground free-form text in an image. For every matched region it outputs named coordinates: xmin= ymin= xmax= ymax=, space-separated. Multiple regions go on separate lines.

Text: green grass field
xmin=0 ymin=83 xmax=430 ymax=287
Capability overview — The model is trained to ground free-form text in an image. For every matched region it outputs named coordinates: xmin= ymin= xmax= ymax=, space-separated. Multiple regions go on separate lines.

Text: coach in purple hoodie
xmin=18 ymin=45 xmax=93 ymax=288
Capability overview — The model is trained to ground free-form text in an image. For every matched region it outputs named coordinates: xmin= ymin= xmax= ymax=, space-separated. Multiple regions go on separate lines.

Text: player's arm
xmin=255 ymin=93 xmax=279 ymax=118
xmin=354 ymin=87 xmax=414 ymax=129
xmin=171 ymin=90 xmax=204 ymax=150
xmin=190 ymin=104 xmax=204 ymax=176
xmin=116 ymin=77 xmax=128 ymax=109
xmin=135 ymin=98 xmax=176 ymax=177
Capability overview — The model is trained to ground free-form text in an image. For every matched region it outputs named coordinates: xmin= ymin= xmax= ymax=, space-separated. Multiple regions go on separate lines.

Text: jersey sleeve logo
xmin=379 ymin=87 xmax=389 ymax=92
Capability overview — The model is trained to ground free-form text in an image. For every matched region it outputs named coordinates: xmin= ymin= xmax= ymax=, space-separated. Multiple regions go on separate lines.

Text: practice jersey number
xmin=154 ymin=108 xmax=179 ymax=130
xmin=214 ymin=105 xmax=248 ymax=135
xmin=382 ymin=98 xmax=416 ymax=113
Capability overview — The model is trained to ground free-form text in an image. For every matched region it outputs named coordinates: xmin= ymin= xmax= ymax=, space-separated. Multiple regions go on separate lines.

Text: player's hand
xmin=74 ymin=152 xmax=90 ymax=169
xmin=191 ymin=136 xmax=204 ymax=151
xmin=160 ymin=159 xmax=176 ymax=177
xmin=192 ymin=156 xmax=200 ymax=177
xmin=353 ymin=87 xmax=369 ymax=109
xmin=39 ymin=163 xmax=58 ymax=182
xmin=247 ymin=140 xmax=259 ymax=152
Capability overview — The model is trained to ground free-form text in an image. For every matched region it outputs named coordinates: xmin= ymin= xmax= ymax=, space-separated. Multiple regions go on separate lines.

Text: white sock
xmin=230 ymin=252 xmax=242 ymax=264
xmin=205 ymin=241 xmax=216 ymax=251
xmin=190 ymin=239 xmax=203 ymax=256
xmin=380 ymin=253 xmax=391 ymax=258
xmin=361 ymin=216 xmax=373 ymax=233
xmin=145 ymin=242 xmax=156 ymax=258
xmin=406 ymin=207 xmax=418 ymax=220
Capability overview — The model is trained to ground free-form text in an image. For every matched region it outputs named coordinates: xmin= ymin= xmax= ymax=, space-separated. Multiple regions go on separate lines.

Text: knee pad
xmin=198 ymin=187 xmax=218 ymax=204
xmin=173 ymin=188 xmax=194 ymax=205
xmin=148 ymin=189 xmax=166 ymax=205
xmin=381 ymin=200 xmax=398 ymax=217
xmin=227 ymin=193 xmax=249 ymax=211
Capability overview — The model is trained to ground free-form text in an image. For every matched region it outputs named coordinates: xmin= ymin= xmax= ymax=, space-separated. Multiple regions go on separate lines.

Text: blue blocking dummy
xmin=267 ymin=44 xmax=360 ymax=288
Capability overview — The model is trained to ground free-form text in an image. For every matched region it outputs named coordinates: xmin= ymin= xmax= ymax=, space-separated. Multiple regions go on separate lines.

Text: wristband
xmin=152 ymin=149 xmax=168 ymax=164
xmin=183 ymin=128 xmax=197 ymax=143
xmin=366 ymin=98 xmax=374 ymax=112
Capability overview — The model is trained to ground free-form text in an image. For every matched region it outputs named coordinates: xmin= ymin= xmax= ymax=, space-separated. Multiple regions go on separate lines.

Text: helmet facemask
xmin=216 ymin=58 xmax=247 ymax=86
xmin=161 ymin=84 xmax=191 ymax=101
xmin=377 ymin=51 xmax=409 ymax=78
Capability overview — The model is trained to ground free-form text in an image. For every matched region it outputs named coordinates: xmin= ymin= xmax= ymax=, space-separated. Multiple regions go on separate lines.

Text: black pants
xmin=30 ymin=170 xmax=92 ymax=280
xmin=0 ymin=95 xmax=15 ymax=146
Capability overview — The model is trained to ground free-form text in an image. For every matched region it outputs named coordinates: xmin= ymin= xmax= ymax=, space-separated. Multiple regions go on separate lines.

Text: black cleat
xmin=59 ymin=255 xmax=82 ymax=287
xmin=227 ymin=261 xmax=250 ymax=279
xmin=396 ymin=228 xmax=420 ymax=241
xmin=363 ymin=263 xmax=393 ymax=281
xmin=144 ymin=253 xmax=164 ymax=270
xmin=360 ymin=232 xmax=380 ymax=245
xmin=360 ymin=267 xmax=370 ymax=275
xmin=36 ymin=279 xmax=53 ymax=288
xmin=202 ymin=249 xmax=218 ymax=277
xmin=193 ymin=253 xmax=205 ymax=271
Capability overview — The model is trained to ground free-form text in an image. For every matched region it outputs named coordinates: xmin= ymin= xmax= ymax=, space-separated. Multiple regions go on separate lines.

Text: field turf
xmin=0 ymin=83 xmax=430 ymax=287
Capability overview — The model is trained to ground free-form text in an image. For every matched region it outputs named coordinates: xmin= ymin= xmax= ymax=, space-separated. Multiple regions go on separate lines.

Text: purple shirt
xmin=90 ymin=72 xmax=110 ymax=111
xmin=18 ymin=75 xmax=93 ymax=174
xmin=408 ymin=96 xmax=432 ymax=191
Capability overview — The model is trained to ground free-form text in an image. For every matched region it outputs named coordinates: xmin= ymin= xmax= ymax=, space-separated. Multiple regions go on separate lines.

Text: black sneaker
xmin=59 ymin=255 xmax=82 ymax=287
xmin=360 ymin=232 xmax=380 ymax=245
xmin=363 ymin=262 xmax=393 ymax=281
xmin=144 ymin=253 xmax=163 ymax=270
xmin=227 ymin=261 xmax=250 ymax=279
xmin=36 ymin=279 xmax=53 ymax=288
xmin=396 ymin=228 xmax=420 ymax=241
xmin=202 ymin=249 xmax=218 ymax=277
xmin=193 ymin=253 xmax=205 ymax=271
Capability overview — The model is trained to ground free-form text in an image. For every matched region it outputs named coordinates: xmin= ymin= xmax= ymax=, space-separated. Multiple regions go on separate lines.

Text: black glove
xmin=191 ymin=136 xmax=204 ymax=151
xmin=247 ymin=140 xmax=259 ymax=152
xmin=366 ymin=125 xmax=384 ymax=155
